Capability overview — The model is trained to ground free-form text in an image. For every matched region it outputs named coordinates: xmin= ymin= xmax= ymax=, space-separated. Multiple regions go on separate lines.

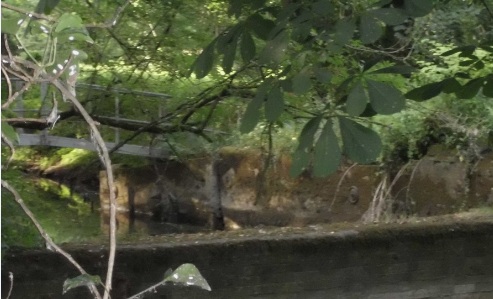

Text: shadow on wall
xmin=99 ymin=147 xmax=493 ymax=233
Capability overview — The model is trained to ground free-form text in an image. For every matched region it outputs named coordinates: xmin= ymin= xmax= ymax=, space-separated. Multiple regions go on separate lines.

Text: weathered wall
xmin=99 ymin=148 xmax=493 ymax=231
xmin=2 ymin=220 xmax=493 ymax=299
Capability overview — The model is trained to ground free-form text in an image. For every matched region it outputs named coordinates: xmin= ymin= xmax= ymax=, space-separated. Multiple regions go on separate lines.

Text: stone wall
xmin=2 ymin=220 xmax=493 ymax=299
xmin=99 ymin=148 xmax=493 ymax=231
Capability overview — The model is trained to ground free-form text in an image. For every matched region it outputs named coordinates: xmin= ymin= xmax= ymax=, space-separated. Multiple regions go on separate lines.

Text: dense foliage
xmin=3 ymin=0 xmax=492 ymax=178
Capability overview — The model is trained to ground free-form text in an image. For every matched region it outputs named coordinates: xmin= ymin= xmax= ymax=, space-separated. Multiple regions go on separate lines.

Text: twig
xmin=1 ymin=180 xmax=102 ymax=299
xmin=127 ymin=281 xmax=167 ymax=299
xmin=1 ymin=132 xmax=16 ymax=170
xmin=0 ymin=2 xmax=54 ymax=21
xmin=1 ymin=65 xmax=13 ymax=101
xmin=6 ymin=272 xmax=13 ymax=299
xmin=1 ymin=80 xmax=33 ymax=109
xmin=51 ymin=79 xmax=117 ymax=299
xmin=405 ymin=159 xmax=423 ymax=207
xmin=329 ymin=163 xmax=358 ymax=211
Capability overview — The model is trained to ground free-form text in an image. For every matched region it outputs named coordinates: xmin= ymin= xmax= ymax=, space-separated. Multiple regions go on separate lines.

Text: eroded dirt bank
xmin=99 ymin=147 xmax=493 ymax=233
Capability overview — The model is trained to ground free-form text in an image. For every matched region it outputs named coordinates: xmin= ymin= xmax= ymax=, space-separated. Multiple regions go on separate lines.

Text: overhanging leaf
xmin=483 ymin=77 xmax=493 ymax=98
xmin=164 ymin=263 xmax=211 ymax=291
xmin=313 ymin=121 xmax=341 ymax=177
xmin=63 ymin=274 xmax=102 ymax=294
xmin=404 ymin=0 xmax=433 ymax=17
xmin=405 ymin=81 xmax=444 ymax=101
xmin=240 ymin=89 xmax=265 ymax=133
xmin=292 ymin=71 xmax=312 ymax=95
xmin=1 ymin=18 xmax=22 ymax=35
xmin=339 ymin=117 xmax=382 ymax=163
xmin=368 ymin=65 xmax=417 ymax=75
xmin=190 ymin=41 xmax=216 ymax=79
xmin=297 ymin=116 xmax=323 ymax=150
xmin=289 ymin=148 xmax=310 ymax=177
xmin=55 ymin=13 xmax=84 ymax=33
xmin=259 ymin=31 xmax=289 ymax=65
xmin=369 ymin=8 xmax=408 ymax=25
xmin=221 ymin=39 xmax=238 ymax=74
xmin=1 ymin=121 xmax=19 ymax=144
xmin=456 ymin=77 xmax=485 ymax=99
xmin=314 ymin=68 xmax=332 ymax=84
xmin=346 ymin=81 xmax=368 ymax=116
xmin=366 ymin=79 xmax=405 ymax=114
xmin=265 ymin=86 xmax=284 ymax=122
xmin=247 ymin=13 xmax=276 ymax=40
xmin=312 ymin=0 xmax=332 ymax=15
xmin=441 ymin=45 xmax=475 ymax=56
xmin=240 ymin=31 xmax=256 ymax=62
xmin=35 ymin=0 xmax=61 ymax=14
xmin=334 ymin=18 xmax=355 ymax=45
xmin=360 ymin=14 xmax=383 ymax=44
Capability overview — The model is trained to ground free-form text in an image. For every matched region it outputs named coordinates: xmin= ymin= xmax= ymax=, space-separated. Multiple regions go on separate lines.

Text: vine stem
xmin=1 ymin=180 xmax=103 ymax=299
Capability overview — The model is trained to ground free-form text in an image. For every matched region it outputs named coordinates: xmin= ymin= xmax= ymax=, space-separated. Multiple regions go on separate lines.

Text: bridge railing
xmin=3 ymin=78 xmax=172 ymax=158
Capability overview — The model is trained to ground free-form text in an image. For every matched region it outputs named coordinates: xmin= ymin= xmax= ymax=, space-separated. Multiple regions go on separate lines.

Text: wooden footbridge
xmin=8 ymin=79 xmax=172 ymax=158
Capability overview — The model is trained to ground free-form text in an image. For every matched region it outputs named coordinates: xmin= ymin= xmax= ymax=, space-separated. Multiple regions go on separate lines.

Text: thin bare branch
xmin=50 ymin=79 xmax=117 ymax=299
xmin=1 ymin=132 xmax=16 ymax=170
xmin=330 ymin=163 xmax=358 ymax=211
xmin=6 ymin=272 xmax=13 ymax=299
xmin=1 ymin=2 xmax=54 ymax=21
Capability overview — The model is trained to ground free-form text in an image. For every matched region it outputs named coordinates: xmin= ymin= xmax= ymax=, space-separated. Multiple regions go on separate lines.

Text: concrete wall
xmin=2 ymin=221 xmax=493 ymax=299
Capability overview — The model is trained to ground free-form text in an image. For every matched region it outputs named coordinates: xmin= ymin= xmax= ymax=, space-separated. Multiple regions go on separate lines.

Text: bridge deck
xmin=18 ymin=133 xmax=169 ymax=158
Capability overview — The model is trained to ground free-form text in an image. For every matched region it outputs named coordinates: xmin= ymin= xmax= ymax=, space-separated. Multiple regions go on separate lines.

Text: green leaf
xmin=359 ymin=103 xmax=378 ymax=117
xmin=35 ymin=0 xmax=61 ymax=14
xmin=56 ymin=31 xmax=94 ymax=44
xmin=360 ymin=14 xmax=383 ymax=44
xmin=334 ymin=18 xmax=355 ymax=45
xmin=289 ymin=148 xmax=310 ymax=177
xmin=313 ymin=121 xmax=341 ymax=177
xmin=240 ymin=31 xmax=256 ymax=62
xmin=63 ymin=274 xmax=102 ymax=294
xmin=1 ymin=121 xmax=19 ymax=144
xmin=369 ymin=8 xmax=408 ymax=25
xmin=221 ymin=40 xmax=238 ymax=74
xmin=191 ymin=41 xmax=216 ymax=79
xmin=259 ymin=31 xmax=289 ymax=65
xmin=404 ymin=0 xmax=433 ymax=17
xmin=441 ymin=45 xmax=476 ymax=56
xmin=164 ymin=263 xmax=211 ymax=291
xmin=55 ymin=13 xmax=84 ymax=33
xmin=314 ymin=68 xmax=332 ymax=84
xmin=1 ymin=18 xmax=21 ymax=35
xmin=339 ymin=117 xmax=382 ymax=163
xmin=456 ymin=78 xmax=485 ymax=99
xmin=368 ymin=65 xmax=417 ymax=75
xmin=297 ymin=116 xmax=323 ymax=150
xmin=247 ymin=14 xmax=276 ymax=41
xmin=441 ymin=78 xmax=462 ymax=94
xmin=366 ymin=79 xmax=405 ymax=114
xmin=265 ymin=86 xmax=284 ymax=122
xmin=405 ymin=81 xmax=444 ymax=101
xmin=292 ymin=71 xmax=312 ymax=95
xmin=346 ymin=81 xmax=368 ymax=116
xmin=240 ymin=88 xmax=265 ymax=133
xmin=483 ymin=77 xmax=493 ymax=98
xmin=312 ymin=0 xmax=333 ymax=15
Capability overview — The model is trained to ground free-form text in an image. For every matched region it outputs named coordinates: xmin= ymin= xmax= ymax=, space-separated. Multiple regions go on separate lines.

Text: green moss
xmin=1 ymin=169 xmax=101 ymax=248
